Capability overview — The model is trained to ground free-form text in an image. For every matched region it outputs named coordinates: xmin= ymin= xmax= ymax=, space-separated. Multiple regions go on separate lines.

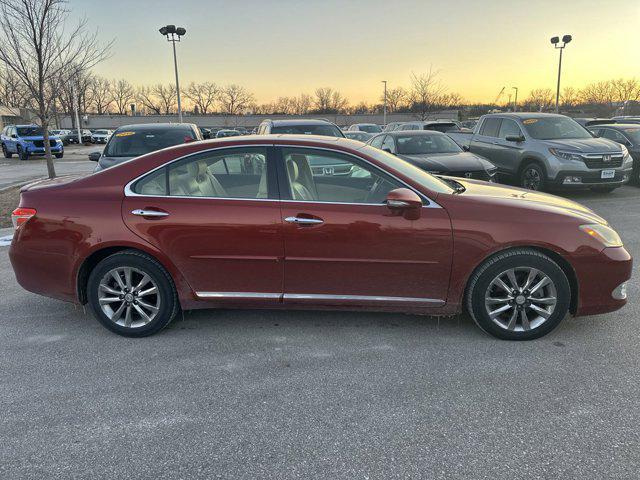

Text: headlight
xmin=580 ymin=224 xmax=623 ymax=247
xmin=56 ymin=139 xmax=62 ymax=144
xmin=621 ymin=145 xmax=629 ymax=157
xmin=549 ymin=148 xmax=582 ymax=161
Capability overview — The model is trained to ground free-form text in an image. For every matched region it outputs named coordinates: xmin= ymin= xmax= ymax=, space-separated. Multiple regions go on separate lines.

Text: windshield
xmin=17 ymin=126 xmax=44 ymax=136
xmin=361 ymin=145 xmax=454 ymax=194
xmin=396 ymin=134 xmax=462 ymax=154
xmin=622 ymin=128 xmax=640 ymax=143
xmin=523 ymin=117 xmax=592 ymax=140
xmin=104 ymin=128 xmax=195 ymax=157
xmin=359 ymin=124 xmax=382 ymax=133
xmin=271 ymin=124 xmax=344 ymax=137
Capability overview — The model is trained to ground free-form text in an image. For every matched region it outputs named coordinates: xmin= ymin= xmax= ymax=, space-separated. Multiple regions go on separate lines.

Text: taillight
xmin=11 ymin=208 xmax=36 ymax=229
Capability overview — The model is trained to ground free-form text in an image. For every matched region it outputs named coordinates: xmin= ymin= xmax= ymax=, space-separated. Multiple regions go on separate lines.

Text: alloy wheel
xmin=98 ymin=267 xmax=160 ymax=328
xmin=522 ymin=168 xmax=541 ymax=190
xmin=484 ymin=267 xmax=557 ymax=332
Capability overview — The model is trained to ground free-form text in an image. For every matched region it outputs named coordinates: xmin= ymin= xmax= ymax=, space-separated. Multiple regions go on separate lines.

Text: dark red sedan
xmin=9 ymin=135 xmax=632 ymax=340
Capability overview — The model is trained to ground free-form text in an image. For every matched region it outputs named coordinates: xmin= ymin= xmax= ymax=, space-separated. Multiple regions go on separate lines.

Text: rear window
xmin=424 ymin=123 xmax=458 ymax=133
xmin=271 ymin=124 xmax=344 ymax=137
xmin=104 ymin=128 xmax=195 ymax=157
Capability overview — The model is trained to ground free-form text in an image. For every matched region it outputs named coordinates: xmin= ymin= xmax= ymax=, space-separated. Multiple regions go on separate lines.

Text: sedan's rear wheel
xmin=87 ymin=250 xmax=178 ymax=337
xmin=467 ymin=249 xmax=570 ymax=340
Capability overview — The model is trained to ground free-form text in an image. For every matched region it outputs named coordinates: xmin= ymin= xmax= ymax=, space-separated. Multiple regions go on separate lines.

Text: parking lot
xmin=0 ymin=185 xmax=638 ymax=479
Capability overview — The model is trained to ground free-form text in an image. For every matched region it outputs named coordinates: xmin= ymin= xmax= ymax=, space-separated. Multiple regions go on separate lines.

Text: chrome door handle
xmin=284 ymin=216 xmax=323 ymax=225
xmin=131 ymin=209 xmax=169 ymax=217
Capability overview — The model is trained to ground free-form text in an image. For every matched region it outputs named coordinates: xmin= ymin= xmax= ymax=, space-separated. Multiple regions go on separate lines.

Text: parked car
xmin=344 ymin=131 xmax=373 ymax=142
xmin=91 ymin=129 xmax=113 ymax=144
xmin=1 ymin=124 xmax=64 ymax=160
xmin=367 ymin=131 xmax=497 ymax=181
xmin=234 ymin=127 xmax=248 ymax=135
xmin=9 ymin=135 xmax=631 ymax=340
xmin=453 ymin=113 xmax=633 ymax=192
xmin=612 ymin=116 xmax=640 ymax=124
xmin=66 ymin=129 xmax=93 ymax=144
xmin=383 ymin=122 xmax=403 ymax=132
xmin=348 ymin=123 xmax=382 ymax=134
xmin=589 ymin=123 xmax=640 ymax=184
xmin=199 ymin=127 xmax=212 ymax=139
xmin=216 ymin=129 xmax=241 ymax=138
xmin=397 ymin=120 xmax=462 ymax=133
xmin=90 ymin=123 xmax=202 ymax=171
xmin=461 ymin=120 xmax=478 ymax=130
xmin=573 ymin=118 xmax=616 ymax=127
xmin=257 ymin=119 xmax=345 ymax=137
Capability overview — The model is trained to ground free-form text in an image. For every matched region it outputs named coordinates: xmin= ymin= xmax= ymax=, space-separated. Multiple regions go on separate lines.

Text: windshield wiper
xmin=438 ymin=176 xmax=466 ymax=193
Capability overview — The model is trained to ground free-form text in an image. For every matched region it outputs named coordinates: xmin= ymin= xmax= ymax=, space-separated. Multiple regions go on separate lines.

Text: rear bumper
xmin=574 ymin=246 xmax=632 ymax=316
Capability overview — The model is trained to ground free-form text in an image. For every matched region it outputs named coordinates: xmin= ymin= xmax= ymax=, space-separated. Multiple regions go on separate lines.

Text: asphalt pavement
xmin=0 ymin=186 xmax=639 ymax=479
xmin=0 ymin=144 xmax=99 ymax=190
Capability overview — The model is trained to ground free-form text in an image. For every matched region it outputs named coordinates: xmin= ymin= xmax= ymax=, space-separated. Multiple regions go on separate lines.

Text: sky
xmin=72 ymin=0 xmax=640 ymax=105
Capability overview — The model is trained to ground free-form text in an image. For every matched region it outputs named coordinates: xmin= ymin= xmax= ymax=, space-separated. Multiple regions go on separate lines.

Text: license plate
xmin=601 ymin=169 xmax=615 ymax=179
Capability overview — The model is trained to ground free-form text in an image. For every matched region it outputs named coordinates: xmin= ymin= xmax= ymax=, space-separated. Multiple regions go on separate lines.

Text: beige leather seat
xmin=171 ymin=160 xmax=228 ymax=197
xmin=287 ymin=160 xmax=314 ymax=201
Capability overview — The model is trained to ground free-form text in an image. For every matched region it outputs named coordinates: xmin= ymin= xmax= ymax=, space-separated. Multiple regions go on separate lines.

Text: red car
xmin=9 ymin=136 xmax=632 ymax=340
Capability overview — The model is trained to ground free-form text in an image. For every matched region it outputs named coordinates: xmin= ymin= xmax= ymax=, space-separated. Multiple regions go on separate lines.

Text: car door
xmin=122 ymin=145 xmax=284 ymax=304
xmin=470 ymin=118 xmax=502 ymax=167
xmin=277 ymin=146 xmax=453 ymax=307
xmin=492 ymin=118 xmax=526 ymax=175
xmin=6 ymin=127 xmax=16 ymax=152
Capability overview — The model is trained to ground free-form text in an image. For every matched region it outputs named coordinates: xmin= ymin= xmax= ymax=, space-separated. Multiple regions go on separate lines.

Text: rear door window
xmin=479 ymin=118 xmax=502 ymax=137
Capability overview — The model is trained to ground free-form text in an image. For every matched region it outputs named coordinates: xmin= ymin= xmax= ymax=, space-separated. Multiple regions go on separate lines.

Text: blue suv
xmin=1 ymin=124 xmax=64 ymax=160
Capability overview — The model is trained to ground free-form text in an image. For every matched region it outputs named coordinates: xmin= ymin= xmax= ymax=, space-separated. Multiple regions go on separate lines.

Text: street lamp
xmin=159 ymin=24 xmax=187 ymax=122
xmin=511 ymin=86 xmax=518 ymax=112
xmin=550 ymin=34 xmax=572 ymax=113
xmin=382 ymin=80 xmax=387 ymax=127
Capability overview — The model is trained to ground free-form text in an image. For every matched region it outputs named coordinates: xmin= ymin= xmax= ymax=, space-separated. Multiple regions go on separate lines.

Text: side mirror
xmin=462 ymin=145 xmax=470 ymax=151
xmin=88 ymin=151 xmax=101 ymax=162
xmin=385 ymin=188 xmax=422 ymax=219
xmin=505 ymin=135 xmax=525 ymax=142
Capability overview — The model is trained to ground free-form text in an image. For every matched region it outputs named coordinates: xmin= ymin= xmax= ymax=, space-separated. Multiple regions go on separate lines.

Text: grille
xmin=582 ymin=154 xmax=623 ymax=169
xmin=32 ymin=140 xmax=57 ymax=148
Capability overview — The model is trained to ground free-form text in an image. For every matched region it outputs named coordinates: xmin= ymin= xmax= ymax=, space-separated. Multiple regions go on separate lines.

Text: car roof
xmin=114 ymin=123 xmax=194 ymax=131
xmin=267 ymin=119 xmax=336 ymax=126
xmin=593 ymin=123 xmax=640 ymax=129
xmin=484 ymin=112 xmax=566 ymax=120
xmin=386 ymin=130 xmax=447 ymax=137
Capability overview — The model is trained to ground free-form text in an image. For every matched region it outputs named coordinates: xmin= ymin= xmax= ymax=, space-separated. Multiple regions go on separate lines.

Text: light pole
xmin=159 ymin=25 xmax=187 ymax=122
xmin=511 ymin=86 xmax=518 ymax=111
xmin=381 ymin=80 xmax=387 ymax=126
xmin=550 ymin=34 xmax=572 ymax=113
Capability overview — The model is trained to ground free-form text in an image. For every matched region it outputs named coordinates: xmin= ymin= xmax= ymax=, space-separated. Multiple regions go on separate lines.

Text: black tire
xmin=54 ymin=152 xmax=63 ymax=159
xmin=520 ymin=162 xmax=546 ymax=191
xmin=17 ymin=145 xmax=28 ymax=161
xmin=466 ymin=248 xmax=571 ymax=341
xmin=590 ymin=186 xmax=617 ymax=193
xmin=87 ymin=250 xmax=179 ymax=337
xmin=632 ymin=165 xmax=640 ymax=186
xmin=1 ymin=144 xmax=11 ymax=158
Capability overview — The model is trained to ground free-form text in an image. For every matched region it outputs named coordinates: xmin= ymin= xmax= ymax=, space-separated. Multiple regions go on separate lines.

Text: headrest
xmin=287 ymin=159 xmax=299 ymax=181
xmin=187 ymin=160 xmax=208 ymax=181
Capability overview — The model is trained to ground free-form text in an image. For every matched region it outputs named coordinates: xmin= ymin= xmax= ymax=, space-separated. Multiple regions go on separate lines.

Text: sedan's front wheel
xmin=467 ymin=249 xmax=571 ymax=340
xmin=87 ymin=250 xmax=178 ymax=337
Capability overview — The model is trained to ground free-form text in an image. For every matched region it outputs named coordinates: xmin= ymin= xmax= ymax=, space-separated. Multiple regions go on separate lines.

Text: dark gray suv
xmin=465 ymin=113 xmax=633 ymax=192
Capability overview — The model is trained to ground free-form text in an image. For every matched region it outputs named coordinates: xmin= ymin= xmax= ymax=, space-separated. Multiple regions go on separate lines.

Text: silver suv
xmin=466 ymin=113 xmax=633 ymax=192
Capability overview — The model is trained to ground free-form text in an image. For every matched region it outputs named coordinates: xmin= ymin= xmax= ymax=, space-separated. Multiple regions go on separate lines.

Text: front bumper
xmin=548 ymin=168 xmax=632 ymax=189
xmin=573 ymin=246 xmax=632 ymax=316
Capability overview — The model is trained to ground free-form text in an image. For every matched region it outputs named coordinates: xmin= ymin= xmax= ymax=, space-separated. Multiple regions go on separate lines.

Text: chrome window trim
xmin=194 ymin=291 xmax=444 ymax=305
xmin=123 ymin=142 xmax=442 ymax=208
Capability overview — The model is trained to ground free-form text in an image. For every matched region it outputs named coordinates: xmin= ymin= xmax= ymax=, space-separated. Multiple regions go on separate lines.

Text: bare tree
xmin=0 ymin=0 xmax=111 ymax=178
xmin=219 ymin=84 xmax=254 ymax=115
xmin=111 ymin=79 xmax=135 ymax=115
xmin=382 ymin=87 xmax=407 ymax=113
xmin=153 ymin=84 xmax=177 ymax=114
xmin=408 ymin=69 xmax=447 ymax=120
xmin=291 ymin=93 xmax=312 ymax=115
xmin=524 ymin=88 xmax=555 ymax=111
xmin=611 ymin=78 xmax=640 ymax=104
xmin=0 ymin=66 xmax=29 ymax=107
xmin=88 ymin=76 xmax=112 ymax=114
xmin=136 ymin=85 xmax=162 ymax=114
xmin=313 ymin=87 xmax=348 ymax=113
xmin=183 ymin=81 xmax=218 ymax=114
xmin=560 ymin=86 xmax=579 ymax=109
